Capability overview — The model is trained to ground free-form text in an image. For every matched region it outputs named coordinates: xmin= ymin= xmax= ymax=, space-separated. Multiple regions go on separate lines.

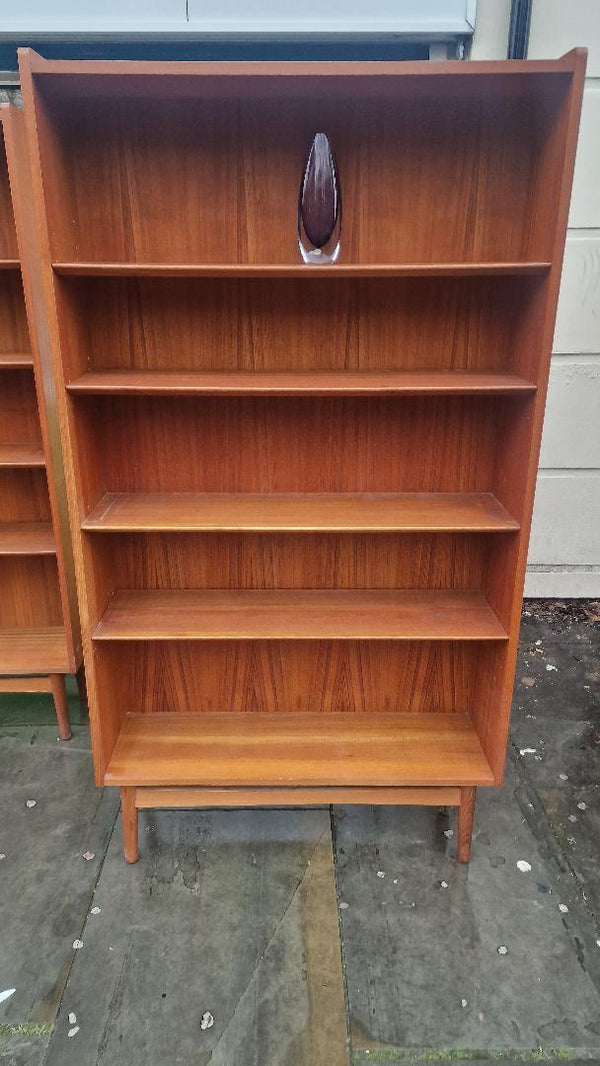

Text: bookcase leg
xmin=121 ymin=787 xmax=139 ymax=864
xmin=49 ymin=673 xmax=71 ymax=741
xmin=75 ymin=663 xmax=87 ymax=709
xmin=457 ymin=786 xmax=476 ymax=864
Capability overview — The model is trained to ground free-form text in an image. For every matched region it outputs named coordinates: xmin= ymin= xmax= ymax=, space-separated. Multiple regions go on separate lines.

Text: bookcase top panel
xmin=22 ymin=48 xmax=584 ymax=83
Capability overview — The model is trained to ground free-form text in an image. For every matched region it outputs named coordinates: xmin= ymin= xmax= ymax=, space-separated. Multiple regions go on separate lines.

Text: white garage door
xmin=525 ymin=0 xmax=600 ymax=596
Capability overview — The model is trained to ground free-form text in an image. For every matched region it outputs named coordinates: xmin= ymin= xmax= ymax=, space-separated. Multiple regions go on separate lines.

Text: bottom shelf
xmin=105 ymin=712 xmax=494 ymax=789
xmin=0 ymin=627 xmax=69 ymax=674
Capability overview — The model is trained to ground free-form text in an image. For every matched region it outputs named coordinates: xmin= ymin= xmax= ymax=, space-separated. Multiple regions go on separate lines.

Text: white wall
xmin=472 ymin=0 xmax=600 ymax=596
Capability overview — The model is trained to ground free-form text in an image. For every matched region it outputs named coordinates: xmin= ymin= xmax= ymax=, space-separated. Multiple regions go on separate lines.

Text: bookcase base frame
xmin=0 ymin=672 xmax=72 ymax=740
xmin=120 ymin=783 xmax=477 ymax=865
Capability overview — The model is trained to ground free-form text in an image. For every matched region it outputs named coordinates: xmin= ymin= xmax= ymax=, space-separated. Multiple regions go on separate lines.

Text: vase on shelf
xmin=298 ymin=132 xmax=341 ymax=265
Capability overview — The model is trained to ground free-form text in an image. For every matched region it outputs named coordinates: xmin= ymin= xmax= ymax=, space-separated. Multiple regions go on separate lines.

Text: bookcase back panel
xmin=88 ymin=532 xmax=490 ymax=603
xmin=0 ymin=371 xmax=43 ymax=444
xmin=60 ymin=275 xmax=536 ymax=378
xmin=0 ymin=273 xmax=30 ymax=352
xmin=73 ymin=396 xmax=510 ymax=503
xmin=38 ymin=76 xmax=565 ymax=265
xmin=0 ymin=556 xmax=62 ymax=626
xmin=0 ymin=469 xmax=52 ymax=522
xmin=94 ymin=639 xmax=485 ymax=717
xmin=0 ymin=133 xmax=18 ymax=261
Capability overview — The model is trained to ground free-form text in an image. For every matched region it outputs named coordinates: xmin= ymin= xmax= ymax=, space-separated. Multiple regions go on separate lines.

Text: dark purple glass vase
xmin=298 ymin=132 xmax=341 ymax=264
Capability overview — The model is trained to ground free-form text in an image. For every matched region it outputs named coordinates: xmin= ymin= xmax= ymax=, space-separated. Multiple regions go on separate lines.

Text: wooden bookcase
xmin=19 ymin=49 xmax=584 ymax=861
xmin=0 ymin=104 xmax=82 ymax=737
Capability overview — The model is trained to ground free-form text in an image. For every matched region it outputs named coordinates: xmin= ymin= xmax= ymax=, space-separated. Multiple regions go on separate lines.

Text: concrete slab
xmin=0 ymin=1031 xmax=50 ymax=1066
xmin=0 ymin=675 xmax=86 ymax=730
xmin=334 ymin=765 xmax=600 ymax=1061
xmin=0 ymin=723 xmax=118 ymax=1041
xmin=44 ymin=807 xmax=348 ymax=1066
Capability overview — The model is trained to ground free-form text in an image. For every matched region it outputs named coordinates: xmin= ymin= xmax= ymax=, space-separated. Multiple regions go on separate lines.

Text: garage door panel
xmin=528 ymin=474 xmax=600 ymax=565
xmin=570 ymin=84 xmax=600 ymax=228
xmin=554 ymin=235 xmax=600 ymax=353
xmin=540 ymin=359 xmax=600 ymax=467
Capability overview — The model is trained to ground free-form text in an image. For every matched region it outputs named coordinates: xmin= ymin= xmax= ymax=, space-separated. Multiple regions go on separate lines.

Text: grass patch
xmin=0 ymin=1023 xmax=53 ymax=1039
xmin=352 ymin=1049 xmax=578 ymax=1063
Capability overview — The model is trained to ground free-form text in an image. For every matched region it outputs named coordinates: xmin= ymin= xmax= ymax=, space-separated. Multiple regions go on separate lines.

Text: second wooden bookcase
xmin=19 ymin=49 xmax=585 ymax=861
xmin=0 ymin=105 xmax=82 ymax=735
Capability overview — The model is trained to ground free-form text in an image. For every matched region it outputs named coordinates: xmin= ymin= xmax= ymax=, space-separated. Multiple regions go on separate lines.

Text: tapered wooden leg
xmin=121 ymin=787 xmax=139 ymax=864
xmin=75 ymin=663 xmax=87 ymax=708
xmin=49 ymin=673 xmax=71 ymax=741
xmin=457 ymin=786 xmax=476 ymax=864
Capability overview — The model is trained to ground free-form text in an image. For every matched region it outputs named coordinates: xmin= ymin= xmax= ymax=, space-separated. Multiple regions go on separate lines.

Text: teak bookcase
xmin=0 ymin=104 xmax=82 ymax=737
xmin=19 ymin=49 xmax=585 ymax=861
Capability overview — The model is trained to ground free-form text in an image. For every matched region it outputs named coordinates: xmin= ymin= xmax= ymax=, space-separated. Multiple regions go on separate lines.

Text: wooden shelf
xmin=0 ymin=259 xmax=20 ymax=270
xmin=82 ymin=491 xmax=519 ymax=534
xmin=53 ymin=261 xmax=552 ymax=279
xmin=104 ymin=711 xmax=495 ymax=788
xmin=0 ymin=522 xmax=55 ymax=555
xmin=0 ymin=442 xmax=45 ymax=468
xmin=0 ymin=351 xmax=33 ymax=369
xmin=93 ymin=588 xmax=508 ymax=642
xmin=67 ymin=370 xmax=537 ymax=397
xmin=0 ymin=627 xmax=69 ymax=674
xmin=20 ymin=48 xmax=585 ymax=859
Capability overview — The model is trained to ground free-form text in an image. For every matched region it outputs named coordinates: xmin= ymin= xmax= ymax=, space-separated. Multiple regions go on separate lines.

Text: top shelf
xmin=52 ymin=262 xmax=552 ymax=279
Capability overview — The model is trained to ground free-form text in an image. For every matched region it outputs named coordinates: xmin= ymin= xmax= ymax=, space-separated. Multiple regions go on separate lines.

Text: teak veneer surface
xmin=0 ymin=626 xmax=69 ymax=674
xmin=82 ymin=491 xmax=519 ymax=533
xmin=67 ymin=371 xmax=537 ymax=397
xmin=93 ymin=589 xmax=508 ymax=642
xmin=0 ymin=521 xmax=55 ymax=554
xmin=0 ymin=352 xmax=33 ymax=368
xmin=53 ymin=262 xmax=552 ymax=277
xmin=17 ymin=49 xmax=585 ymax=847
xmin=105 ymin=712 xmax=495 ymax=788
xmin=0 ymin=443 xmax=45 ymax=468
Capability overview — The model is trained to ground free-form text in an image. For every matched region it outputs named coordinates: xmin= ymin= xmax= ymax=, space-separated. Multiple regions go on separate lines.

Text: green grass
xmin=0 ymin=1023 xmax=53 ymax=1038
xmin=352 ymin=1049 xmax=579 ymax=1063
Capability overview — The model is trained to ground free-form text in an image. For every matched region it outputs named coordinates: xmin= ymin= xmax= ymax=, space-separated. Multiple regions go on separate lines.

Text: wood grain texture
xmin=475 ymin=50 xmax=587 ymax=782
xmin=0 ymin=351 xmax=33 ymax=368
xmin=0 ymin=271 xmax=30 ymax=354
xmin=0 ymin=521 xmax=55 ymax=554
xmin=57 ymin=274 xmax=541 ymax=381
xmin=120 ymin=786 xmax=138 ymax=863
xmin=0 ymin=556 xmax=62 ymax=627
xmin=71 ymin=395 xmax=510 ymax=506
xmin=0 ymin=675 xmax=53 ymax=692
xmin=0 ymin=127 xmax=18 ymax=259
xmin=0 ymin=443 xmax=45 ymax=467
xmin=93 ymin=589 xmax=507 ymax=642
xmin=22 ymin=51 xmax=583 ymax=78
xmin=458 ymin=785 xmax=476 ymax=863
xmin=94 ymin=640 xmax=486 ymax=716
xmin=0 ymin=626 xmax=69 ymax=673
xmin=52 ymin=262 xmax=552 ymax=277
xmin=18 ymin=50 xmax=585 ymax=826
xmin=87 ymin=532 xmax=491 ymax=596
xmin=82 ymin=492 xmax=519 ymax=533
xmin=49 ymin=671 xmax=71 ymax=739
xmin=0 ymin=469 xmax=51 ymax=521
xmin=34 ymin=69 xmax=566 ymax=265
xmin=105 ymin=712 xmax=494 ymax=787
xmin=136 ymin=785 xmax=463 ymax=808
xmin=67 ymin=371 xmax=536 ymax=396
xmin=0 ymin=106 xmax=81 ymax=690
xmin=0 ymin=369 xmax=43 ymax=446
